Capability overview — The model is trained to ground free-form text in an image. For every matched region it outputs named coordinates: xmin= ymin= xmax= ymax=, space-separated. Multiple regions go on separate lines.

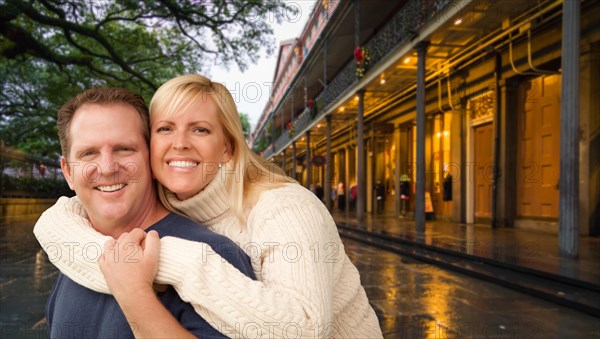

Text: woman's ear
xmin=222 ymin=138 xmax=233 ymax=163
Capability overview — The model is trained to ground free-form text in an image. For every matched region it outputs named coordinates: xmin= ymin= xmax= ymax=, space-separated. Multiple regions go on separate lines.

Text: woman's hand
xmin=99 ymin=229 xmax=160 ymax=300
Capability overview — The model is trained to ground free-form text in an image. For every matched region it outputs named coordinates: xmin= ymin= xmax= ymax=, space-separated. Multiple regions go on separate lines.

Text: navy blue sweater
xmin=46 ymin=213 xmax=255 ymax=338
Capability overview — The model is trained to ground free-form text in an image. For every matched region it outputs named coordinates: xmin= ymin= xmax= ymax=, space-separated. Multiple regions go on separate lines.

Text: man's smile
xmin=95 ymin=184 xmax=127 ymax=192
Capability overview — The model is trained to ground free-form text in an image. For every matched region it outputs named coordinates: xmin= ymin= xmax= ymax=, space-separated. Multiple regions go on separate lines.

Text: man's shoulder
xmin=51 ymin=273 xmax=108 ymax=300
xmin=149 ymin=213 xmax=215 ymax=241
xmin=150 ymin=213 xmax=251 ymax=272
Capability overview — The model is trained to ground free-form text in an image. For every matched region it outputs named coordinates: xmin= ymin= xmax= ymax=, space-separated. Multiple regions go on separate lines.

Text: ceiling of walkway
xmin=273 ymin=0 xmax=547 ymax=162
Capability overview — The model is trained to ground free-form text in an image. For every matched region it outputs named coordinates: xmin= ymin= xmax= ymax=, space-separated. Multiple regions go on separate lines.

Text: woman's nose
xmin=173 ymin=132 xmax=190 ymax=150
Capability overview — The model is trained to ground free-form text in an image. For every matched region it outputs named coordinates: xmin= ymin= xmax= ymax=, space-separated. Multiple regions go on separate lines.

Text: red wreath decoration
xmin=354 ymin=46 xmax=370 ymax=79
xmin=354 ymin=47 xmax=364 ymax=63
xmin=286 ymin=121 xmax=295 ymax=137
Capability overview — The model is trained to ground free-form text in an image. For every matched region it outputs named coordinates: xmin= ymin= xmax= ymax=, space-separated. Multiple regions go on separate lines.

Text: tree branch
xmin=12 ymin=0 xmax=158 ymax=89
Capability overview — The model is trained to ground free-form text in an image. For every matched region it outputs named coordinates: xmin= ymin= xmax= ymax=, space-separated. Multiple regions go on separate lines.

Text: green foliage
xmin=238 ymin=112 xmax=251 ymax=140
xmin=314 ymin=97 xmax=325 ymax=118
xmin=252 ymin=136 xmax=268 ymax=154
xmin=1 ymin=0 xmax=296 ymax=158
xmin=0 ymin=175 xmax=73 ymax=198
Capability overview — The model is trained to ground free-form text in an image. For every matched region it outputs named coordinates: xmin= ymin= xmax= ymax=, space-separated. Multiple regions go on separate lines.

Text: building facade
xmin=250 ymin=0 xmax=600 ymax=257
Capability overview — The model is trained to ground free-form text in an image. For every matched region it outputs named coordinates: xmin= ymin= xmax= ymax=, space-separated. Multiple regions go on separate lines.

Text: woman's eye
xmin=156 ymin=126 xmax=171 ymax=133
xmin=194 ymin=127 xmax=209 ymax=133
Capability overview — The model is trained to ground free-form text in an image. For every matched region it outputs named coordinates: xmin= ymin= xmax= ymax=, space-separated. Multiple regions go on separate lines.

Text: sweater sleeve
xmin=159 ymin=195 xmax=340 ymax=338
xmin=32 ymin=197 xmax=201 ymax=294
xmin=33 ymin=196 xmax=112 ymax=293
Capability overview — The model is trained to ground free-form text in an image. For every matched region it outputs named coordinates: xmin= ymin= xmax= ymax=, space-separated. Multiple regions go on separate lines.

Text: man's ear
xmin=60 ymin=156 xmax=75 ymax=190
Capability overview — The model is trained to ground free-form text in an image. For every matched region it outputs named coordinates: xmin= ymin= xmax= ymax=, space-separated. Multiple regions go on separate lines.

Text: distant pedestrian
xmin=337 ymin=181 xmax=345 ymax=210
xmin=315 ymin=182 xmax=324 ymax=201
xmin=38 ymin=163 xmax=46 ymax=177
xmin=350 ymin=184 xmax=357 ymax=210
xmin=375 ymin=181 xmax=385 ymax=214
xmin=400 ymin=174 xmax=410 ymax=217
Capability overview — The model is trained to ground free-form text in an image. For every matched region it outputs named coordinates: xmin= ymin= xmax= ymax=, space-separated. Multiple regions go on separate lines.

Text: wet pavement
xmin=346 ymin=237 xmax=599 ymax=338
xmin=1 ymin=220 xmax=56 ymax=338
xmin=332 ymin=211 xmax=600 ymax=286
xmin=1 ymin=219 xmax=599 ymax=338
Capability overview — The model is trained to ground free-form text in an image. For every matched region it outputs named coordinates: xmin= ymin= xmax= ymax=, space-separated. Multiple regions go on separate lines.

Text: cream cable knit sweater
xmin=33 ymin=177 xmax=382 ymax=338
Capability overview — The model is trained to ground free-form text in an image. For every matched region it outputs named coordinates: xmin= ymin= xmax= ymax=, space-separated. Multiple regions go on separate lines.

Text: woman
xmin=34 ymin=74 xmax=383 ymax=338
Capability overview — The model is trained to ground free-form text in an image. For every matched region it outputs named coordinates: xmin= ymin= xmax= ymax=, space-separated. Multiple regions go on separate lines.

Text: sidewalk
xmin=331 ymin=211 xmax=600 ymax=286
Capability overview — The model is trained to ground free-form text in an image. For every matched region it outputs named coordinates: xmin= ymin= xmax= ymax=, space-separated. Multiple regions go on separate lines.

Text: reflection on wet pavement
xmin=342 ymin=238 xmax=600 ymax=339
xmin=334 ymin=212 xmax=600 ymax=286
xmin=1 ymin=220 xmax=599 ymax=338
xmin=1 ymin=221 xmax=57 ymax=338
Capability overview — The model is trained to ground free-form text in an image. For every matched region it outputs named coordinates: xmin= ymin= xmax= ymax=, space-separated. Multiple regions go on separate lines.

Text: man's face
xmin=61 ymin=103 xmax=155 ymax=236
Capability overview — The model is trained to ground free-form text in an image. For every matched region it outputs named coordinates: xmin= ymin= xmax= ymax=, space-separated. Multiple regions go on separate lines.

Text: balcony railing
xmin=266 ymin=0 xmax=453 ymax=158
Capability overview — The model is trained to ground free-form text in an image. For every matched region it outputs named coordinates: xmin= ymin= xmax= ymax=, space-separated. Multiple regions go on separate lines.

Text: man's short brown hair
xmin=57 ymin=88 xmax=149 ymax=157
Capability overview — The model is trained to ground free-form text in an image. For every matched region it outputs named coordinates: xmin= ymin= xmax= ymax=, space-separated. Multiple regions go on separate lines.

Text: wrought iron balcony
xmin=266 ymin=0 xmax=453 ymax=158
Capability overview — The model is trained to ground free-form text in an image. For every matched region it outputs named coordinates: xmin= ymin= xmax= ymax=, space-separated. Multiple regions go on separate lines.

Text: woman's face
xmin=150 ymin=94 xmax=231 ymax=200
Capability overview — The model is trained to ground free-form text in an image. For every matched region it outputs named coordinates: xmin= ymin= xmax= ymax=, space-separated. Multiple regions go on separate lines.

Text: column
xmin=559 ymin=0 xmax=580 ymax=258
xmin=281 ymin=109 xmax=285 ymax=137
xmin=491 ymin=53 xmax=501 ymax=228
xmin=305 ymin=131 xmax=312 ymax=189
xmin=415 ymin=41 xmax=429 ymax=233
xmin=325 ymin=115 xmax=333 ymax=209
xmin=292 ymin=142 xmax=297 ymax=180
xmin=270 ymin=119 xmax=275 ymax=153
xmin=497 ymin=78 xmax=518 ymax=227
xmin=357 ymin=90 xmax=366 ymax=221
xmin=369 ymin=125 xmax=376 ymax=214
xmin=345 ymin=145 xmax=351 ymax=213
xmin=395 ymin=124 xmax=401 ymax=216
xmin=304 ymin=76 xmax=308 ymax=108
xmin=354 ymin=0 xmax=360 ymax=47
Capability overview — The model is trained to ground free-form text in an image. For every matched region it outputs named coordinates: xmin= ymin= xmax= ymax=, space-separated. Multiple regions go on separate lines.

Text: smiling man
xmin=46 ymin=88 xmax=255 ymax=338
xmin=59 ymin=99 xmax=159 ymax=238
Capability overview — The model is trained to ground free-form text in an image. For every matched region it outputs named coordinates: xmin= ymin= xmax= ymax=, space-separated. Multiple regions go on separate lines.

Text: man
xmin=45 ymin=88 xmax=255 ymax=338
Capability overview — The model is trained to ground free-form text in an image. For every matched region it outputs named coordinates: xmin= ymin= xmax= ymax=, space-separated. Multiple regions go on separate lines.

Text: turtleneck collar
xmin=165 ymin=164 xmax=231 ymax=224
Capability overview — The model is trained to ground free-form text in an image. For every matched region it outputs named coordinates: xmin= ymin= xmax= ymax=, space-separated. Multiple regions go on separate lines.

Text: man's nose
xmin=98 ymin=152 xmax=118 ymax=175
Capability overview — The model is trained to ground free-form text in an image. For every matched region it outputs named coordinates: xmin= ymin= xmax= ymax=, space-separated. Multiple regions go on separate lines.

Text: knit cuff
xmin=155 ymin=236 xmax=208 ymax=291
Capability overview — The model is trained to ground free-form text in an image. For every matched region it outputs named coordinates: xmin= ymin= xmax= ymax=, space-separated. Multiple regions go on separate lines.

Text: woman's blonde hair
xmin=150 ymin=74 xmax=293 ymax=222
